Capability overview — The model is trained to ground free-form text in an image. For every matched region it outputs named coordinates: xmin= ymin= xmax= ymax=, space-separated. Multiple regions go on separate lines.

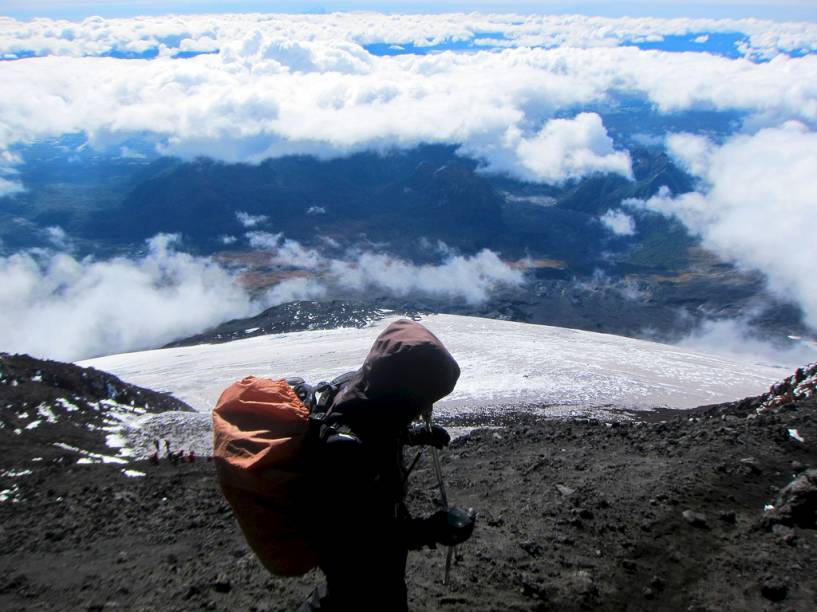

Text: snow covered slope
xmin=80 ymin=314 xmax=786 ymax=418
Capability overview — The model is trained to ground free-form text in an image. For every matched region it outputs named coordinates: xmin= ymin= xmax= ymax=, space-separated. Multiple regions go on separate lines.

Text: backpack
xmin=212 ymin=372 xmax=354 ymax=576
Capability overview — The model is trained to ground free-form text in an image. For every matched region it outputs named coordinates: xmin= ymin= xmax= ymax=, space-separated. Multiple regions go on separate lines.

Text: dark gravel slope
xmin=1 ymin=359 xmax=816 ymax=611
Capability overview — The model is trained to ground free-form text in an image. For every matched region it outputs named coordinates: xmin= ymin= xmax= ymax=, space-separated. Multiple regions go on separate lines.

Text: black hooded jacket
xmin=300 ymin=319 xmax=460 ymax=611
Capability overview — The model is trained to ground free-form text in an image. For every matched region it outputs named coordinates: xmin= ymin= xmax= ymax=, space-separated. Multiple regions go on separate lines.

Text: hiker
xmin=298 ymin=319 xmax=476 ymax=611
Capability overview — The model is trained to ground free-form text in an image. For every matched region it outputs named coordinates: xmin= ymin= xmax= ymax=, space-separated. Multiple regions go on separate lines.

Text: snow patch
xmin=56 ymin=397 xmax=80 ymax=412
xmin=788 ymin=429 xmax=805 ymax=443
xmin=81 ymin=314 xmax=786 ymax=417
xmin=0 ymin=484 xmax=21 ymax=503
xmin=1 ymin=468 xmax=32 ymax=478
xmin=36 ymin=403 xmax=59 ymax=424
xmin=53 ymin=442 xmax=128 ymax=465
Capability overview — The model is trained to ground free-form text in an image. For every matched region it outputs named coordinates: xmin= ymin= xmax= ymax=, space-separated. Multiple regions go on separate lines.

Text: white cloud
xmin=276 ymin=238 xmax=326 ymax=270
xmin=678 ymin=317 xmax=817 ymax=368
xmin=665 ymin=132 xmax=715 ymax=179
xmin=244 ymin=230 xmax=326 ymax=269
xmin=245 ymin=230 xmax=282 ymax=249
xmin=236 ymin=210 xmax=268 ymax=227
xmin=1 ymin=16 xmax=817 ymax=187
xmin=320 ymin=235 xmax=340 ymax=248
xmin=466 ymin=112 xmax=632 ymax=183
xmin=1 ymin=13 xmax=816 ymax=60
xmin=329 ymin=249 xmax=524 ymax=304
xmin=0 ymin=230 xmax=524 ymax=360
xmin=306 ymin=205 xmax=326 ymax=215
xmin=0 ymin=176 xmax=25 ymax=198
xmin=600 ymin=209 xmax=637 ymax=236
xmin=45 ymin=226 xmax=71 ymax=249
xmin=0 ymin=234 xmax=332 ymax=361
xmin=119 ymin=145 xmax=146 ymax=159
xmin=0 ymin=235 xmax=258 ymax=360
xmin=0 ymin=148 xmax=24 ymax=197
xmin=628 ymin=122 xmax=817 ymax=329
xmin=263 ymin=276 xmax=326 ymax=305
xmin=244 ymin=230 xmax=524 ymax=302
xmin=419 ymin=237 xmax=456 ymax=257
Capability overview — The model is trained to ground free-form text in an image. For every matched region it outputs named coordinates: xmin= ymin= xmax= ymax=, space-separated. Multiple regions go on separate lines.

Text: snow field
xmin=81 ymin=314 xmax=786 ymax=416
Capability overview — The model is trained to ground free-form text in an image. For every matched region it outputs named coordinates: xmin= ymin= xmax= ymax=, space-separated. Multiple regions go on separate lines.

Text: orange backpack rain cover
xmin=212 ymin=376 xmax=317 ymax=576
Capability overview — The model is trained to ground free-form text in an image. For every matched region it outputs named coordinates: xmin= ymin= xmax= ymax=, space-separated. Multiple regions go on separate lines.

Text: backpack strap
xmin=299 ymin=370 xmax=361 ymax=444
xmin=310 ymin=370 xmax=358 ymax=421
xmin=285 ymin=376 xmax=358 ymax=445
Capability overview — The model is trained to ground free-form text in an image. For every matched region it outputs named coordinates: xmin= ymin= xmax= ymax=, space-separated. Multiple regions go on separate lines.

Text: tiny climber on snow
xmin=212 ymin=319 xmax=476 ymax=611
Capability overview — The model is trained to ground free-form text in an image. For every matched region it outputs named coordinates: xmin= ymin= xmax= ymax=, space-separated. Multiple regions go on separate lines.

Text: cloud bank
xmin=330 ymin=249 xmax=524 ymax=304
xmin=627 ymin=122 xmax=817 ymax=329
xmin=2 ymin=13 xmax=816 ymax=60
xmin=600 ymin=209 xmax=637 ymax=236
xmin=0 ymin=233 xmax=523 ymax=361
xmin=678 ymin=318 xmax=817 ymax=369
xmin=466 ymin=112 xmax=633 ymax=183
xmin=2 ymin=14 xmax=817 ymax=191
xmin=0 ymin=235 xmax=265 ymax=361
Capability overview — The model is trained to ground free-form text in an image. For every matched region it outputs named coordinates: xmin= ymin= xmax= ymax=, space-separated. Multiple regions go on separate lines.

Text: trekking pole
xmin=425 ymin=416 xmax=455 ymax=586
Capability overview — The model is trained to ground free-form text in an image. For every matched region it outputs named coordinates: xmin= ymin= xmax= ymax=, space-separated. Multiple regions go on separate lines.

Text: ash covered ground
xmin=1 ymin=355 xmax=816 ymax=611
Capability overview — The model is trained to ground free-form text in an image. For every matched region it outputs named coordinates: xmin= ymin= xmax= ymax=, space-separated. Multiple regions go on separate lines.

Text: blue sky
xmin=3 ymin=1 xmax=817 ymax=22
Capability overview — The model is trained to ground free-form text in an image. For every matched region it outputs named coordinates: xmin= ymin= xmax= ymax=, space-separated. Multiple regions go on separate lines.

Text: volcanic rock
xmin=767 ymin=469 xmax=817 ymax=528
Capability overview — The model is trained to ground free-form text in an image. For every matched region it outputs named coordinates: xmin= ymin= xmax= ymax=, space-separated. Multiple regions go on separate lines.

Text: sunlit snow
xmin=80 ymin=314 xmax=785 ymax=417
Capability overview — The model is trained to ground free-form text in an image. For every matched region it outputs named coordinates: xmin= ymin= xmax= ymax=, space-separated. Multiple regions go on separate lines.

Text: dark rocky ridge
xmin=1 ymin=356 xmax=816 ymax=611
xmin=163 ymin=300 xmax=404 ymax=348
xmin=0 ymin=352 xmax=193 ymax=471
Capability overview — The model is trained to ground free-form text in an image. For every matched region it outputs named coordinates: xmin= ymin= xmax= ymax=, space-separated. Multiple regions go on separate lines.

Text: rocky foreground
xmin=1 ymin=355 xmax=816 ymax=611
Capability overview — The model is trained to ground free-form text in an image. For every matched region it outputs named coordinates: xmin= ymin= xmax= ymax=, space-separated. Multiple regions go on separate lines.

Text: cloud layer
xmin=678 ymin=317 xmax=817 ymax=369
xmin=0 ymin=235 xmax=265 ymax=360
xmin=2 ymin=13 xmax=816 ymax=60
xmin=0 ymin=233 xmax=523 ymax=361
xmin=330 ymin=249 xmax=524 ymax=304
xmin=628 ymin=122 xmax=817 ymax=329
xmin=2 ymin=14 xmax=817 ymax=191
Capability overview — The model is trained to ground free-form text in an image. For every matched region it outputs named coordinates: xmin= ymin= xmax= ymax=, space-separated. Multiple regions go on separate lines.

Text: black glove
xmin=406 ymin=423 xmax=450 ymax=449
xmin=427 ymin=507 xmax=476 ymax=547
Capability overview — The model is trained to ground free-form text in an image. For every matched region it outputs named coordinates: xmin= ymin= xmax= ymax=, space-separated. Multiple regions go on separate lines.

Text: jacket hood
xmin=330 ymin=319 xmax=460 ymax=423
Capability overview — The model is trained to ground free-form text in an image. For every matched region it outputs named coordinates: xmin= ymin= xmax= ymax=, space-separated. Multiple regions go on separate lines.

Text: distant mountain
xmin=87 ymin=146 xmax=495 ymax=250
xmin=557 ymin=149 xmax=693 ymax=214
xmin=79 ymin=144 xmax=696 ymax=272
